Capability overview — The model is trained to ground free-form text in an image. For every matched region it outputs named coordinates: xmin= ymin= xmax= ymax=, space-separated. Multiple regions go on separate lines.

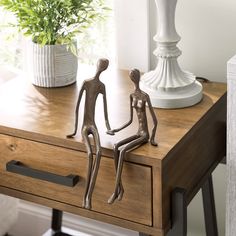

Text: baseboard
xmin=17 ymin=201 xmax=137 ymax=236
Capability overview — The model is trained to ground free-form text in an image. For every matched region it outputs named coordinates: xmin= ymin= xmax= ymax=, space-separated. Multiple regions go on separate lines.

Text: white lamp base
xmin=140 ymin=79 xmax=203 ymax=109
xmin=142 ymin=0 xmax=203 ymax=109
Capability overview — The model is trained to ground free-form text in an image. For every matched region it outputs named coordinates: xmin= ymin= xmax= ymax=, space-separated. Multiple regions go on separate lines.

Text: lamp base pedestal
xmin=140 ymin=80 xmax=203 ymax=109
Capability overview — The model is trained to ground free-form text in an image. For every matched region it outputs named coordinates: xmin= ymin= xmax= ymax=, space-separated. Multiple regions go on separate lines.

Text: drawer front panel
xmin=0 ymin=134 xmax=152 ymax=226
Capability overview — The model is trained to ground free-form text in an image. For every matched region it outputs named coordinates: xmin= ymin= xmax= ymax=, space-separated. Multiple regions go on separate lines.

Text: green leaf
xmin=0 ymin=0 xmax=109 ymax=46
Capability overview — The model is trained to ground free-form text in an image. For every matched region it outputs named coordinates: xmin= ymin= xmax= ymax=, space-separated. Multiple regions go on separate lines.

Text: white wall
xmin=114 ymin=0 xmax=150 ymax=72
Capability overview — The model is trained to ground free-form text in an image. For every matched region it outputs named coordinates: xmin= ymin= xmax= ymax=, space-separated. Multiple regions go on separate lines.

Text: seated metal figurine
xmin=67 ymin=58 xmax=113 ymax=210
xmin=107 ymin=69 xmax=158 ymax=204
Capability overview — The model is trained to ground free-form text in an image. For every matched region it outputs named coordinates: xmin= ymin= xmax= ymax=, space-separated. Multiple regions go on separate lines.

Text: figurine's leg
xmin=109 ymin=136 xmax=147 ymax=204
xmin=109 ymin=135 xmax=139 ymax=204
xmin=85 ymin=128 xmax=102 ymax=209
xmin=113 ymin=143 xmax=124 ymax=201
xmin=82 ymin=131 xmax=93 ymax=208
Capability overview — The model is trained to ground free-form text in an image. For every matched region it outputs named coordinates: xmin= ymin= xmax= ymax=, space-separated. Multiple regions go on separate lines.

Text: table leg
xmin=167 ymin=188 xmax=187 ymax=236
xmin=51 ymin=209 xmax=72 ymax=236
xmin=202 ymin=176 xmax=218 ymax=236
xmin=139 ymin=188 xmax=187 ymax=236
xmin=51 ymin=209 xmax=63 ymax=232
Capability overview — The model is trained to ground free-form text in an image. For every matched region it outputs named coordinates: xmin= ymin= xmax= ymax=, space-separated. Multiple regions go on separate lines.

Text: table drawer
xmin=0 ymin=134 xmax=152 ymax=226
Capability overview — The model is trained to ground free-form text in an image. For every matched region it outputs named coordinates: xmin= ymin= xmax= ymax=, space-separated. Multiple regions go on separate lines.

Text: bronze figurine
xmin=107 ymin=69 xmax=158 ymax=204
xmin=67 ymin=58 xmax=113 ymax=210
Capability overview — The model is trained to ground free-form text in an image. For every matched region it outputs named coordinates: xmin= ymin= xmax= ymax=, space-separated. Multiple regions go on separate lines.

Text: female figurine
xmin=67 ymin=58 xmax=113 ymax=209
xmin=107 ymin=69 xmax=158 ymax=204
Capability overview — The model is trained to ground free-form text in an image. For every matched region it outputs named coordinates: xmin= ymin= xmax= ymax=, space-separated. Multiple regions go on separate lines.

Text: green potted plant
xmin=0 ymin=0 xmax=108 ymax=87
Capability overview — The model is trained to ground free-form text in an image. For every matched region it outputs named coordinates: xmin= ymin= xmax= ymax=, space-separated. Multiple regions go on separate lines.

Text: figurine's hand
xmin=150 ymin=139 xmax=158 ymax=146
xmin=106 ymin=130 xmax=115 ymax=135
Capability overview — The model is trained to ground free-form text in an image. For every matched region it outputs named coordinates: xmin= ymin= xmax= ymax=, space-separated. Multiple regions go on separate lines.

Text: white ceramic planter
xmin=27 ymin=41 xmax=78 ymax=87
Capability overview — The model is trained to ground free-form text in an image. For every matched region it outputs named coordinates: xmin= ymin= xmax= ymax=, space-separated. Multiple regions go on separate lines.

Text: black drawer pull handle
xmin=6 ymin=160 xmax=80 ymax=187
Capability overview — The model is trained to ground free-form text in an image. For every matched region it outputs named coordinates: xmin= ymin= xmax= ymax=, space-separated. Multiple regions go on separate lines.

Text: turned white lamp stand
xmin=141 ymin=0 xmax=202 ymax=108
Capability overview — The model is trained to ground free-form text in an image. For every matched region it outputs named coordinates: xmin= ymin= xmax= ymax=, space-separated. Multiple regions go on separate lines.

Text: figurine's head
xmin=97 ymin=58 xmax=109 ymax=73
xmin=129 ymin=69 xmax=140 ymax=85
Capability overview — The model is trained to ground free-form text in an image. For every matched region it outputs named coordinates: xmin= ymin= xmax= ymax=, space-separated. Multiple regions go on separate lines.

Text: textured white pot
xmin=141 ymin=0 xmax=203 ymax=108
xmin=27 ymin=41 xmax=78 ymax=87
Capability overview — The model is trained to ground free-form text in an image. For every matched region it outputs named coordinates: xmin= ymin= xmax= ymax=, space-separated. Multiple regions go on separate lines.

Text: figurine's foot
xmin=108 ymin=185 xmax=124 ymax=204
xmin=85 ymin=201 xmax=91 ymax=210
xmin=151 ymin=140 xmax=158 ymax=146
xmin=67 ymin=133 xmax=75 ymax=138
xmin=118 ymin=187 xmax=124 ymax=201
xmin=83 ymin=198 xmax=92 ymax=210
xmin=108 ymin=192 xmax=118 ymax=204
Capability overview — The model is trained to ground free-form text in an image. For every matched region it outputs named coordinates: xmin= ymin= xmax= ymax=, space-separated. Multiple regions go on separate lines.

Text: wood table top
xmin=0 ymin=69 xmax=227 ymax=166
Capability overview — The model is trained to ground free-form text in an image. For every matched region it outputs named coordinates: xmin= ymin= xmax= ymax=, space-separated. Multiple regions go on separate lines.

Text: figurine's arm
xmin=147 ymin=96 xmax=158 ymax=146
xmin=103 ymin=87 xmax=113 ymax=132
xmin=67 ymin=84 xmax=85 ymax=138
xmin=107 ymin=95 xmax=133 ymax=134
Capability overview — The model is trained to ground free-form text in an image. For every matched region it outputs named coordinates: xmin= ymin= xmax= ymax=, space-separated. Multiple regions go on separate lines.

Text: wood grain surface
xmin=0 ymin=134 xmax=152 ymax=226
xmin=0 ymin=70 xmax=227 ymax=164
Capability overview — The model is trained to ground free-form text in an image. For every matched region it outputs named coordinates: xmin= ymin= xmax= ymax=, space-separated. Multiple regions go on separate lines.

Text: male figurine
xmin=67 ymin=58 xmax=112 ymax=209
xmin=107 ymin=69 xmax=158 ymax=204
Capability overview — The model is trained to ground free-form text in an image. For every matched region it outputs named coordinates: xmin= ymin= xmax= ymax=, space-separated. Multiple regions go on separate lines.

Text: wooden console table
xmin=0 ymin=70 xmax=226 ymax=236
